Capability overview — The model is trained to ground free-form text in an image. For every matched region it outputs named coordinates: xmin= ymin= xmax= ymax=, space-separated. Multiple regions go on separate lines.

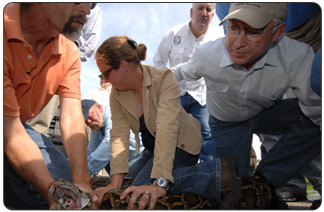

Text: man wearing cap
xmin=171 ymin=2 xmax=320 ymax=196
xmin=4 ymin=3 xmax=99 ymax=209
xmin=81 ymin=99 xmax=144 ymax=175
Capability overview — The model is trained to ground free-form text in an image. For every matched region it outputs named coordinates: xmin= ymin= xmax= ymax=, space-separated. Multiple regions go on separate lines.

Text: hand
xmin=120 ymin=184 xmax=167 ymax=209
xmin=94 ymin=184 xmax=117 ymax=205
xmin=74 ymin=182 xmax=100 ymax=209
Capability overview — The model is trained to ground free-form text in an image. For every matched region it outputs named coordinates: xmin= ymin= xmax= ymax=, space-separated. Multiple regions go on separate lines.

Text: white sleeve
xmin=153 ymin=32 xmax=173 ymax=69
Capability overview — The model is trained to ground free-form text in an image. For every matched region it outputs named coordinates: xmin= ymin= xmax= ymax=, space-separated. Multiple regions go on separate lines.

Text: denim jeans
xmin=128 ymin=150 xmax=222 ymax=201
xmin=209 ymin=98 xmax=321 ymax=188
xmin=181 ymin=93 xmax=214 ymax=161
xmin=261 ymin=135 xmax=322 ymax=196
xmin=279 ymin=155 xmax=322 ymax=196
xmin=128 ymin=148 xmax=199 ymax=185
xmin=4 ymin=123 xmax=72 ymax=209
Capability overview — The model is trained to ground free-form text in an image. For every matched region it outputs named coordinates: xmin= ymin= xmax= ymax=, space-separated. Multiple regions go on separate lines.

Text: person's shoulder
xmin=143 ymin=64 xmax=172 ymax=78
xmin=166 ymin=22 xmax=188 ymax=34
xmin=59 ymin=34 xmax=79 ymax=52
xmin=276 ymin=36 xmax=313 ymax=55
xmin=196 ymin=37 xmax=225 ymax=53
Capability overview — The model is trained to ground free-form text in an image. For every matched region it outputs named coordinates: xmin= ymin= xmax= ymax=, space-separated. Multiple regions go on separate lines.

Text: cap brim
xmin=219 ymin=8 xmax=273 ymax=29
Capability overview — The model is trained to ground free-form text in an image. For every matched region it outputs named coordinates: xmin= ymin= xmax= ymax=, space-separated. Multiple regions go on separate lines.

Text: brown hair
xmin=96 ymin=35 xmax=147 ymax=69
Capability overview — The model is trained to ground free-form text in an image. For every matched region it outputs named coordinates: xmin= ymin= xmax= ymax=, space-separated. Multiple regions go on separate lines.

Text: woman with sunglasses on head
xmin=94 ymin=35 xmax=203 ymax=209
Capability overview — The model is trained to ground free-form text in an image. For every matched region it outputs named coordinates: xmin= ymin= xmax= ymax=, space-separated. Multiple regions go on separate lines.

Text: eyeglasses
xmin=226 ymin=25 xmax=277 ymax=42
xmin=89 ymin=3 xmax=97 ymax=10
xmin=74 ymin=3 xmax=97 ymax=10
xmin=98 ymin=67 xmax=114 ymax=80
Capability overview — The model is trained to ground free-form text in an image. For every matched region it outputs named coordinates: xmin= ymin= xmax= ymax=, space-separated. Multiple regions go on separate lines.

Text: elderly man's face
xmin=190 ymin=3 xmax=214 ymax=34
xmin=225 ymin=20 xmax=276 ymax=70
xmin=42 ymin=3 xmax=91 ymax=41
xmin=85 ymin=104 xmax=104 ymax=126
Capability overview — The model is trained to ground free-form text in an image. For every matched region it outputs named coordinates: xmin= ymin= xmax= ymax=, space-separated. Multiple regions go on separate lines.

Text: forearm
xmin=60 ymin=116 xmax=90 ymax=185
xmin=4 ymin=116 xmax=54 ymax=204
xmin=110 ymin=173 xmax=125 ymax=189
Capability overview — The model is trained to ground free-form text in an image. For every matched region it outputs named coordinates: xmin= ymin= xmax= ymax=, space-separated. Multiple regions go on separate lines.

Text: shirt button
xmin=27 ymin=69 xmax=31 ymax=73
xmin=27 ymin=55 xmax=33 ymax=60
xmin=24 ymin=44 xmax=27 ymax=47
xmin=181 ymin=144 xmax=185 ymax=148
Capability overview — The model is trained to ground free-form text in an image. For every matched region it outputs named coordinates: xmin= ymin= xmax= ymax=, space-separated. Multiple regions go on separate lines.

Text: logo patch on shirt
xmin=173 ymin=36 xmax=181 ymax=45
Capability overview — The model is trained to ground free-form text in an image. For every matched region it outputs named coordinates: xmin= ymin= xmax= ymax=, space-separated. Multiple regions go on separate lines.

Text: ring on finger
xmin=144 ymin=191 xmax=150 ymax=196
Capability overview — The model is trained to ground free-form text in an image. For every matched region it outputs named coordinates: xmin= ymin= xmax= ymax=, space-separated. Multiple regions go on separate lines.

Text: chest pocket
xmin=260 ymin=88 xmax=285 ymax=101
xmin=209 ymin=83 xmax=229 ymax=94
xmin=170 ymin=46 xmax=185 ymax=63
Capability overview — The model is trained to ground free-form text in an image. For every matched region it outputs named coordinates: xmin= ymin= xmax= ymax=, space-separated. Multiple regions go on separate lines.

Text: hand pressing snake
xmin=120 ymin=184 xmax=167 ymax=209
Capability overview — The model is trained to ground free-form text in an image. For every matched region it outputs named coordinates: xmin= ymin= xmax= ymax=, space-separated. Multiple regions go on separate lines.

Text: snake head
xmin=48 ymin=179 xmax=92 ymax=209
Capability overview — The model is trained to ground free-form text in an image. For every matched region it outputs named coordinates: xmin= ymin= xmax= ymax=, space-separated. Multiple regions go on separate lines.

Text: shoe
xmin=251 ymin=172 xmax=288 ymax=209
xmin=311 ymin=199 xmax=321 ymax=209
xmin=220 ymin=155 xmax=242 ymax=209
xmin=279 ymin=190 xmax=307 ymax=202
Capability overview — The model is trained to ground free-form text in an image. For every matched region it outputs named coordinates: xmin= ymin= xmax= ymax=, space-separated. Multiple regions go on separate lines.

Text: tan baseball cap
xmin=219 ymin=3 xmax=287 ymax=29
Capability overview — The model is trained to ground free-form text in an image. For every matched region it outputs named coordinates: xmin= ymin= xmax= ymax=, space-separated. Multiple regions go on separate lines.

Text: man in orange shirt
xmin=4 ymin=3 xmax=99 ymax=209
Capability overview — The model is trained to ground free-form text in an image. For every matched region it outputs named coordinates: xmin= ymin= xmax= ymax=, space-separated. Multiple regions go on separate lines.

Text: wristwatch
xmin=154 ymin=177 xmax=169 ymax=191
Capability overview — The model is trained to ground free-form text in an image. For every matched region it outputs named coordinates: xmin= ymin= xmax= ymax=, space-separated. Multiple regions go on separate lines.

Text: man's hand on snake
xmin=120 ymin=184 xmax=167 ymax=209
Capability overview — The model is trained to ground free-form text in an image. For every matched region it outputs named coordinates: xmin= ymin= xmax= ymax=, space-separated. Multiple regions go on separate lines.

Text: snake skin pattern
xmin=90 ymin=176 xmax=276 ymax=209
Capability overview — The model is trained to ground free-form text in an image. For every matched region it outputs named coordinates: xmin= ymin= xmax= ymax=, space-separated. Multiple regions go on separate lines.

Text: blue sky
xmin=80 ymin=3 xmax=225 ymax=96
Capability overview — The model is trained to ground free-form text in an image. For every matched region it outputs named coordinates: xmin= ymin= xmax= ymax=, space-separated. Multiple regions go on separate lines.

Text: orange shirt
xmin=4 ymin=3 xmax=81 ymax=122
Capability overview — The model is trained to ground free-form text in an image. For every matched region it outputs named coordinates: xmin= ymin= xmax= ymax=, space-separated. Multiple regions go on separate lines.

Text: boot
xmin=220 ymin=155 xmax=242 ymax=209
xmin=252 ymin=171 xmax=288 ymax=209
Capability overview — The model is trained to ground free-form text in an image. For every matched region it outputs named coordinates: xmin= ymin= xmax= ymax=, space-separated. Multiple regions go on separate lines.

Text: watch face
xmin=156 ymin=178 xmax=168 ymax=187
xmin=158 ymin=178 xmax=166 ymax=186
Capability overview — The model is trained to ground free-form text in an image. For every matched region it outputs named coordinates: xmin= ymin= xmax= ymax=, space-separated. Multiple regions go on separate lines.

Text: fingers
xmin=90 ymin=193 xmax=100 ymax=209
xmin=94 ymin=184 xmax=115 ymax=206
xmin=122 ymin=185 xmax=163 ymax=210
xmin=122 ymin=186 xmax=138 ymax=209
xmin=120 ymin=186 xmax=133 ymax=200
xmin=138 ymin=191 xmax=151 ymax=209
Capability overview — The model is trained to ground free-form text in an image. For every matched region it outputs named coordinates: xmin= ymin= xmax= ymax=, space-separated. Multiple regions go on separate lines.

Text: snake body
xmin=90 ymin=176 xmax=276 ymax=209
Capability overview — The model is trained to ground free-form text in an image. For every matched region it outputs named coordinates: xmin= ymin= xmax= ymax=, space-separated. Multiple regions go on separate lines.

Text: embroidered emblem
xmin=173 ymin=36 xmax=181 ymax=45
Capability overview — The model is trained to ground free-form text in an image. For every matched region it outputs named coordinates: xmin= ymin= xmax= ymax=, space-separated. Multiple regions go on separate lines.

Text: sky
xmin=80 ymin=3 xmax=225 ymax=96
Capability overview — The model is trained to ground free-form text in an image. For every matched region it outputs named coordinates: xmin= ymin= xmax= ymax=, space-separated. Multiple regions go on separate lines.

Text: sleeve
xmin=151 ymin=70 xmax=182 ymax=183
xmin=56 ymin=40 xmax=82 ymax=99
xmin=153 ymin=31 xmax=173 ymax=69
xmin=170 ymin=48 xmax=203 ymax=82
xmin=109 ymin=89 xmax=132 ymax=176
xmin=78 ymin=6 xmax=102 ymax=61
xmin=4 ymin=43 xmax=20 ymax=117
xmin=290 ymin=45 xmax=321 ymax=125
xmin=87 ymin=131 xmax=111 ymax=175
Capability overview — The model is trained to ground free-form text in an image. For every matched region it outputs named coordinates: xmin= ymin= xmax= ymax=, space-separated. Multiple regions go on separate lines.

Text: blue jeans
xmin=261 ymin=135 xmax=321 ymax=196
xmin=181 ymin=93 xmax=214 ymax=161
xmin=280 ymin=155 xmax=322 ymax=196
xmin=128 ymin=150 xmax=222 ymax=201
xmin=4 ymin=123 xmax=72 ymax=209
xmin=209 ymin=98 xmax=321 ymax=188
xmin=128 ymin=148 xmax=199 ymax=185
